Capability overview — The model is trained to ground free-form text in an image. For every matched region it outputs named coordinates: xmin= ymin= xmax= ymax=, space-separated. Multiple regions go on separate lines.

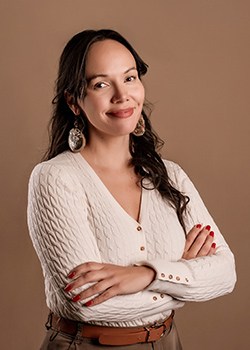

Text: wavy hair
xmin=42 ymin=29 xmax=188 ymax=232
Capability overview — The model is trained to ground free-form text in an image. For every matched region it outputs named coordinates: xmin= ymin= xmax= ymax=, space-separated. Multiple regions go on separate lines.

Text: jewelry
xmin=132 ymin=115 xmax=145 ymax=136
xmin=68 ymin=117 xmax=86 ymax=152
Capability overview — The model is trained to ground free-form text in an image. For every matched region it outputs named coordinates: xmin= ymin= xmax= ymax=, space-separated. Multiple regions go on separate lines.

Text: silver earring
xmin=68 ymin=117 xmax=86 ymax=152
xmin=132 ymin=115 xmax=145 ymax=136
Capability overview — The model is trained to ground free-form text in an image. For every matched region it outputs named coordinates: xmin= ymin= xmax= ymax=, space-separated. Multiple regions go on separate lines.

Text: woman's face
xmin=78 ymin=39 xmax=145 ymax=139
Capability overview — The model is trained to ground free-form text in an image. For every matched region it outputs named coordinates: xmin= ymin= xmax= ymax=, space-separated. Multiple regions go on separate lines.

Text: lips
xmin=107 ymin=108 xmax=135 ymax=119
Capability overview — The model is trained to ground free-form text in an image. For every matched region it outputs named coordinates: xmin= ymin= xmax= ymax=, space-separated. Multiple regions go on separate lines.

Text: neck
xmin=81 ymin=134 xmax=132 ymax=170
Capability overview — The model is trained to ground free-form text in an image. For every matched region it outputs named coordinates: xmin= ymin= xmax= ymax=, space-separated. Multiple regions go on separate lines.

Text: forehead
xmin=85 ymin=39 xmax=136 ymax=76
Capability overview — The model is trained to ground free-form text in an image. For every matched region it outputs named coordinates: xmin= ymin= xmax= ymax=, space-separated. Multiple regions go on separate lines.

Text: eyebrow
xmin=87 ymin=67 xmax=137 ymax=83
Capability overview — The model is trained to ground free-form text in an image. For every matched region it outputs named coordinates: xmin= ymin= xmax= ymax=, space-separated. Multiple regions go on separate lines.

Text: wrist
xmin=141 ymin=265 xmax=156 ymax=285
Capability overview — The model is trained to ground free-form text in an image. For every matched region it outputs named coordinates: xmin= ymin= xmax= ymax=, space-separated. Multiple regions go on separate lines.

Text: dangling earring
xmin=68 ymin=116 xmax=86 ymax=152
xmin=132 ymin=115 xmax=145 ymax=136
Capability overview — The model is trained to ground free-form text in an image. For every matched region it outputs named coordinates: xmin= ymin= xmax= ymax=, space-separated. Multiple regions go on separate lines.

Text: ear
xmin=64 ymin=91 xmax=81 ymax=115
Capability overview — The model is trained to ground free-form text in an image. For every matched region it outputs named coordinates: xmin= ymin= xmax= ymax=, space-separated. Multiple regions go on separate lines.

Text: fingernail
xmin=209 ymin=231 xmax=214 ymax=237
xmin=72 ymin=295 xmax=81 ymax=302
xmin=212 ymin=243 xmax=216 ymax=249
xmin=196 ymin=224 xmax=202 ymax=229
xmin=205 ymin=225 xmax=211 ymax=231
xmin=68 ymin=271 xmax=75 ymax=279
xmin=85 ymin=300 xmax=93 ymax=307
xmin=64 ymin=284 xmax=72 ymax=292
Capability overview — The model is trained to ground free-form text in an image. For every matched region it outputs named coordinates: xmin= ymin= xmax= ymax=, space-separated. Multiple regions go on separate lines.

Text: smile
xmin=107 ymin=108 xmax=135 ymax=119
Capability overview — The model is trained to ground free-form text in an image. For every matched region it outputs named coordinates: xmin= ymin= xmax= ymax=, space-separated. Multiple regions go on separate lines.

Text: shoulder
xmin=28 ymin=152 xmax=82 ymax=191
xmin=162 ymin=159 xmax=181 ymax=173
xmin=162 ymin=159 xmax=193 ymax=193
xmin=162 ymin=159 xmax=184 ymax=181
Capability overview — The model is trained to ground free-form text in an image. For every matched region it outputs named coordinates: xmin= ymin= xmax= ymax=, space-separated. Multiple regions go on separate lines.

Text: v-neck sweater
xmin=27 ymin=151 xmax=236 ymax=327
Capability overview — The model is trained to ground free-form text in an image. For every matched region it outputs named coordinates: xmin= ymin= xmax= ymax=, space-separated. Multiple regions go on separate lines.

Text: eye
xmin=126 ymin=75 xmax=136 ymax=82
xmin=94 ymin=82 xmax=107 ymax=89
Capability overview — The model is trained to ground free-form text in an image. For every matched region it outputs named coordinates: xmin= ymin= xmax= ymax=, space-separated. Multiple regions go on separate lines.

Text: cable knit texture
xmin=27 ymin=151 xmax=236 ymax=327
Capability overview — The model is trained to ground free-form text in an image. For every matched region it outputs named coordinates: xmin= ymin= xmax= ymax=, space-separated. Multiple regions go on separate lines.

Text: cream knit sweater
xmin=27 ymin=151 xmax=236 ymax=327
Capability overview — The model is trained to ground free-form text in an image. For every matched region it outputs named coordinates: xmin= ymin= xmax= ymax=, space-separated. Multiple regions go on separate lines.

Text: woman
xmin=28 ymin=29 xmax=236 ymax=349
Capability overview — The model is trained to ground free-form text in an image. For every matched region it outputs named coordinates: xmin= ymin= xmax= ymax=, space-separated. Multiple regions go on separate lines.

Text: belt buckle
xmin=145 ymin=322 xmax=166 ymax=342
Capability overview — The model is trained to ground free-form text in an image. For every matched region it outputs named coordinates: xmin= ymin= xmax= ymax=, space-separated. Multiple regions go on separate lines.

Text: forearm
xmin=140 ymin=248 xmax=236 ymax=302
xmin=137 ymin=224 xmax=236 ymax=301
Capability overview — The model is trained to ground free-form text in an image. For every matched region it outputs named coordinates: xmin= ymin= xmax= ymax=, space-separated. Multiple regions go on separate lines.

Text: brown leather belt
xmin=49 ymin=312 xmax=174 ymax=346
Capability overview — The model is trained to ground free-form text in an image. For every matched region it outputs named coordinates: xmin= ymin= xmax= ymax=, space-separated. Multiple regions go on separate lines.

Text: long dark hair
xmin=43 ymin=29 xmax=188 ymax=232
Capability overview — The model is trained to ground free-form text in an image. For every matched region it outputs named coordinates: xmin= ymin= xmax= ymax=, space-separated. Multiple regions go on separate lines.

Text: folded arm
xmin=65 ymin=224 xmax=215 ymax=306
xmin=137 ymin=162 xmax=236 ymax=301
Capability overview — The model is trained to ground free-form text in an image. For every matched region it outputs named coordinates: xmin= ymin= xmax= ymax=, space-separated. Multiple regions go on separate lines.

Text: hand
xmin=64 ymin=262 xmax=156 ymax=306
xmin=182 ymin=224 xmax=216 ymax=260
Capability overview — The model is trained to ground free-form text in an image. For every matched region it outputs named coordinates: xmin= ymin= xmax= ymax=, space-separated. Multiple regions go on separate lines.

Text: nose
xmin=111 ymin=84 xmax=129 ymax=103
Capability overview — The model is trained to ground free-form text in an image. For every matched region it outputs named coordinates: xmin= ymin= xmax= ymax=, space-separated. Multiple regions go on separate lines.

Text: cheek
xmin=82 ymin=96 xmax=104 ymax=115
xmin=136 ymin=82 xmax=145 ymax=103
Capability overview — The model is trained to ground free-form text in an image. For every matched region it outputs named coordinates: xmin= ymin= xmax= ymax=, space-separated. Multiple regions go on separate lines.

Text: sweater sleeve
xmin=27 ymin=161 xmax=180 ymax=324
xmin=137 ymin=162 xmax=236 ymax=302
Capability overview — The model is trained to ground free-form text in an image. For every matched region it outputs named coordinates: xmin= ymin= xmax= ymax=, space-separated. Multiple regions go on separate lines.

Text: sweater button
xmin=168 ymin=274 xmax=173 ymax=279
xmin=153 ymin=296 xmax=157 ymax=301
xmin=140 ymin=246 xmax=145 ymax=251
xmin=161 ymin=273 xmax=165 ymax=278
xmin=137 ymin=226 xmax=142 ymax=231
xmin=160 ymin=294 xmax=164 ymax=298
xmin=176 ymin=276 xmax=180 ymax=281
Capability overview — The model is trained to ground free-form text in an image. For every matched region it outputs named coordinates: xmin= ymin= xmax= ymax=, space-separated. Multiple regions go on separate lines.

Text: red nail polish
xmin=68 ymin=271 xmax=75 ymax=279
xmin=72 ymin=295 xmax=81 ymax=302
xmin=64 ymin=284 xmax=72 ymax=292
xmin=85 ymin=300 xmax=93 ymax=307
xmin=212 ymin=243 xmax=216 ymax=249
xmin=209 ymin=231 xmax=214 ymax=237
xmin=196 ymin=224 xmax=202 ymax=229
xmin=205 ymin=225 xmax=211 ymax=231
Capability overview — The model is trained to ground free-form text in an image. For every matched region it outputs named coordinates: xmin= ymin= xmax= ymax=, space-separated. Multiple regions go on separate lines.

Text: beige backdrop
xmin=1 ymin=1 xmax=249 ymax=349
